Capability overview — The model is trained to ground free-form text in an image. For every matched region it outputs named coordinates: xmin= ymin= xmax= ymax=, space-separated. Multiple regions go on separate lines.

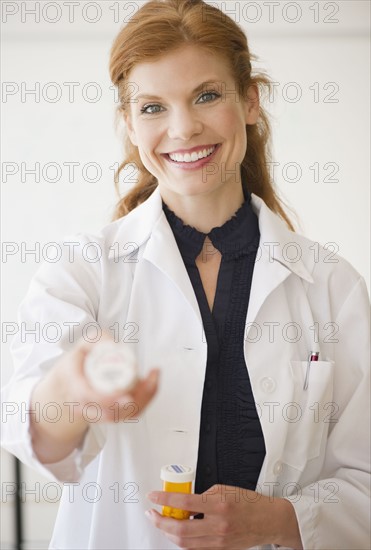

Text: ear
xmin=243 ymin=83 xmax=260 ymax=125
xmin=123 ymin=111 xmax=138 ymax=146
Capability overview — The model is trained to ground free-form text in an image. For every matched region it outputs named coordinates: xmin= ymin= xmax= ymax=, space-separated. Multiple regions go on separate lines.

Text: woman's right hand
xmin=30 ymin=334 xmax=160 ymax=464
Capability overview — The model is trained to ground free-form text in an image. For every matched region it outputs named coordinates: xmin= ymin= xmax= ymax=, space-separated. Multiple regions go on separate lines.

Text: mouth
xmin=162 ymin=144 xmax=221 ymax=169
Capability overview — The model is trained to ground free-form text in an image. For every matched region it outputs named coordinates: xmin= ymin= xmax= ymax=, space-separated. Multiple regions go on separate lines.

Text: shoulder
xmin=293 ymin=230 xmax=362 ymax=284
xmin=252 ymin=193 xmax=369 ymax=317
xmin=300 ymin=234 xmax=369 ymax=322
xmin=29 ymin=189 xmax=164 ymax=288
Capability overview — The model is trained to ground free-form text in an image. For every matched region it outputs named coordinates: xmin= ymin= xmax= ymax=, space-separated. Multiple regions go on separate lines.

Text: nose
xmin=167 ymin=107 xmax=203 ymax=141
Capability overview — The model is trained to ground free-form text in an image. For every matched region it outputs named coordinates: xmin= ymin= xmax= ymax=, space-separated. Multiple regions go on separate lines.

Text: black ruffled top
xmin=162 ymin=185 xmax=266 ymax=494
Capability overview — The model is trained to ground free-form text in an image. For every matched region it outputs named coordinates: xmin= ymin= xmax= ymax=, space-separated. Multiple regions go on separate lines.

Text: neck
xmin=160 ymin=182 xmax=245 ymax=233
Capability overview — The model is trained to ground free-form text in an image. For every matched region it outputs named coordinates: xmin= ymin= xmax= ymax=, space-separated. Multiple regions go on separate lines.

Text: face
xmin=124 ymin=44 xmax=259 ymax=206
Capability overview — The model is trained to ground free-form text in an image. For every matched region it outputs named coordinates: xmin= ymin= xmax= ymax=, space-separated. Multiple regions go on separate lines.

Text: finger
xmin=145 ymin=509 xmax=212 ymax=539
xmin=98 ymin=369 xmax=160 ymax=421
xmin=76 ymin=335 xmax=159 ymax=407
xmin=146 ymin=509 xmax=220 ymax=548
xmin=147 ymin=491 xmax=209 ymax=515
xmin=127 ymin=368 xmax=160 ymax=410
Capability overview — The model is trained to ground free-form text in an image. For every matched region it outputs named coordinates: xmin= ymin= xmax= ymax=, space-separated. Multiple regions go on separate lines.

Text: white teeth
xmin=168 ymin=146 xmax=216 ymax=163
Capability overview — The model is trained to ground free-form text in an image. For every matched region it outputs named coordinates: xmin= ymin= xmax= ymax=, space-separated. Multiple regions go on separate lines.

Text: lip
xmin=164 ymin=144 xmax=219 ymax=155
xmin=161 ymin=143 xmax=221 ymax=171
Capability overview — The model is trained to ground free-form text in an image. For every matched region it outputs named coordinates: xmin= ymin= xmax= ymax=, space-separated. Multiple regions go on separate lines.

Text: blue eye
xmin=139 ymin=91 xmax=220 ymax=115
xmin=197 ymin=91 xmax=220 ymax=103
xmin=140 ymin=104 xmax=163 ymax=115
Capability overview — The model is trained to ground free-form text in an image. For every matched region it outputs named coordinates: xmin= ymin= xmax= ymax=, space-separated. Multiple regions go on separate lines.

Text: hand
xmin=145 ymin=484 xmax=303 ymax=549
xmin=49 ymin=333 xmax=160 ymax=424
xmin=30 ymin=333 xmax=160 ymax=463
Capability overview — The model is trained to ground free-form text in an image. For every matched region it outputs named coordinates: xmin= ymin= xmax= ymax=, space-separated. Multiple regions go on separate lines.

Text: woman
xmin=1 ymin=1 xmax=369 ymax=549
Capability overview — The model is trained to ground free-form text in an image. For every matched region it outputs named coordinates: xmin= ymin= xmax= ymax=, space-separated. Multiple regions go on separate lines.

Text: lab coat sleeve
xmin=285 ymin=276 xmax=371 ymax=549
xmin=1 ymin=234 xmax=107 ymax=483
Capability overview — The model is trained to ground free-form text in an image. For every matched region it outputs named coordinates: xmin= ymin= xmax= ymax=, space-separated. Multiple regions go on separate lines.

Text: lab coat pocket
xmin=282 ymin=359 xmax=335 ymax=470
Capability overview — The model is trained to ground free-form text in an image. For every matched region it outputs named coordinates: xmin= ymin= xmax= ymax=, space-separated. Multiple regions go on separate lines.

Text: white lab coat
xmin=1 ymin=188 xmax=370 ymax=550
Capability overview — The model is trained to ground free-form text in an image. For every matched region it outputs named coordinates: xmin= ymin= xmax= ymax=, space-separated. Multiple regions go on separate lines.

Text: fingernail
xmin=146 ymin=492 xmax=158 ymax=503
xmin=145 ymin=510 xmax=152 ymax=518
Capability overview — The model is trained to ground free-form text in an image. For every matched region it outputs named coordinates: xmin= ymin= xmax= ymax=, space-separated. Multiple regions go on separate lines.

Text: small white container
xmin=84 ymin=342 xmax=138 ymax=394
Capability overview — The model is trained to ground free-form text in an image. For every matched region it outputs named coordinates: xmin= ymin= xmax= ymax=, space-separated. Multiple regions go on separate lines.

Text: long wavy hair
xmin=109 ymin=0 xmax=294 ymax=230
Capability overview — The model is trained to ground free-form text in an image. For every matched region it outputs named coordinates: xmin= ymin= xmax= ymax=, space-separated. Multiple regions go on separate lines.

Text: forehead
xmin=128 ymin=44 xmax=234 ymax=94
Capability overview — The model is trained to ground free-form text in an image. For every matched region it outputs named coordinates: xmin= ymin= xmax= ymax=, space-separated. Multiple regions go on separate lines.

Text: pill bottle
xmin=160 ymin=464 xmax=195 ymax=520
xmin=84 ymin=342 xmax=137 ymax=394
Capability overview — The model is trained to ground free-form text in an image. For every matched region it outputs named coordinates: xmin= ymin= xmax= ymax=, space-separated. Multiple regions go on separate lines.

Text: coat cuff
xmin=283 ymin=494 xmax=318 ymax=549
xmin=1 ymin=376 xmax=105 ymax=483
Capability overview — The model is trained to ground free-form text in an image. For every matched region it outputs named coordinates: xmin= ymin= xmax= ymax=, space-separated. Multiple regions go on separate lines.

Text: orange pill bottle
xmin=160 ymin=464 xmax=195 ymax=520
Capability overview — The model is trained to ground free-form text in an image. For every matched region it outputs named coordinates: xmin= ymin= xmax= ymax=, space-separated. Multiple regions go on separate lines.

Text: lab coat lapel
xmin=143 ymin=213 xmax=203 ymax=325
xmin=246 ymin=196 xmax=292 ymax=336
xmin=246 ymin=247 xmax=291 ymax=335
xmin=246 ymin=194 xmax=314 ymax=334
xmin=108 ymin=187 xmax=202 ymax=324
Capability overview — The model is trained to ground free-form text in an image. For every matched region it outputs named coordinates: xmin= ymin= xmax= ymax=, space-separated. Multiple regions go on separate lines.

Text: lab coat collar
xmin=107 ymin=186 xmax=164 ymax=258
xmin=107 ymin=187 xmax=202 ymax=322
xmin=250 ymin=194 xmax=314 ymax=284
xmin=107 ymin=186 xmax=313 ymax=284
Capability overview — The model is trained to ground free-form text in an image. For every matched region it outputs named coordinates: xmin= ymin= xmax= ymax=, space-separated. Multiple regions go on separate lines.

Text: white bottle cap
xmin=160 ymin=464 xmax=195 ymax=483
xmin=84 ymin=342 xmax=137 ymax=394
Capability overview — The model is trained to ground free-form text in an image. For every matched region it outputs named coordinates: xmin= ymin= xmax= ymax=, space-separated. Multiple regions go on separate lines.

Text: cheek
xmin=135 ymin=133 xmax=155 ymax=161
xmin=135 ymin=132 xmax=164 ymax=175
xmin=135 ymin=124 xmax=163 ymax=156
xmin=216 ymin=106 xmax=247 ymax=138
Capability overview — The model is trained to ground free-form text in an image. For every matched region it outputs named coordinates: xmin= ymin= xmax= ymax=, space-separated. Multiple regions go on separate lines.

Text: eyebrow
xmin=135 ymin=80 xmax=223 ymax=101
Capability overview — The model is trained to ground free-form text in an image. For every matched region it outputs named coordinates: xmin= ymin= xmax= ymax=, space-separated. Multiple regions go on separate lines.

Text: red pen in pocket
xmin=303 ymin=351 xmax=319 ymax=390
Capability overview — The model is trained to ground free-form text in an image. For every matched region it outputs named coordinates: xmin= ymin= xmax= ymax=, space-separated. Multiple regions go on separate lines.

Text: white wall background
xmin=1 ymin=1 xmax=370 ymax=548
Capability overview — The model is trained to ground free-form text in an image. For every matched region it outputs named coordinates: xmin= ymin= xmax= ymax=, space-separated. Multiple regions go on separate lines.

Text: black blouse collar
xmin=162 ymin=184 xmax=260 ymax=262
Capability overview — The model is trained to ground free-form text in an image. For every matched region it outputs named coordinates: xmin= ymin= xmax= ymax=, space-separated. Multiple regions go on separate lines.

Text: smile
xmin=167 ymin=145 xmax=217 ymax=163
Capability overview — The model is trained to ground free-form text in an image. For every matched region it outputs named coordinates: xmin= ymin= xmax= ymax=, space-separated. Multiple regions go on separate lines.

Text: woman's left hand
xmin=146 ymin=484 xmax=303 ymax=549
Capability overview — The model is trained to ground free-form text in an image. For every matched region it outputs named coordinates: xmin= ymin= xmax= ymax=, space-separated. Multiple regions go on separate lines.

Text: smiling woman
xmin=1 ymin=1 xmax=370 ymax=549
xmin=119 ymin=44 xmax=258 ymax=231
xmin=109 ymin=0 xmax=294 ymax=230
